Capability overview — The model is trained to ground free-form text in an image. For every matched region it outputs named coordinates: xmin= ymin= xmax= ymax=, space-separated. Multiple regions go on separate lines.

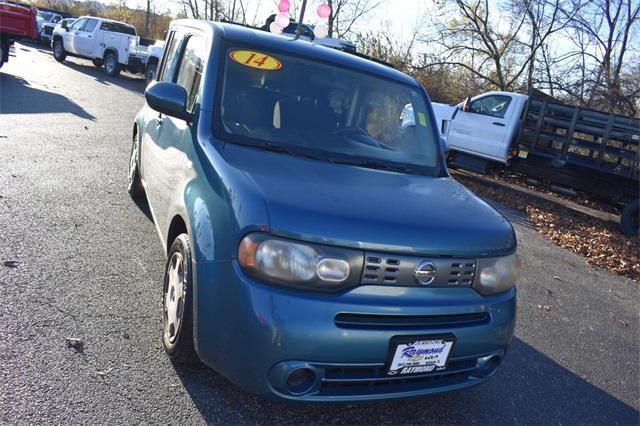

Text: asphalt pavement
xmin=1 ymin=42 xmax=638 ymax=424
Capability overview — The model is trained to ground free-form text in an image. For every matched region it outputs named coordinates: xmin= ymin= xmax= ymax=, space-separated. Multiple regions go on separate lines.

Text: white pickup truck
xmin=435 ymin=90 xmax=639 ymax=235
xmin=434 ymin=91 xmax=529 ymax=166
xmin=51 ymin=16 xmax=146 ymax=77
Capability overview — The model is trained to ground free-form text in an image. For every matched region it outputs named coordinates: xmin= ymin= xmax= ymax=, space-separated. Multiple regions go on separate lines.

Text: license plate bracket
xmin=385 ymin=334 xmax=456 ymax=377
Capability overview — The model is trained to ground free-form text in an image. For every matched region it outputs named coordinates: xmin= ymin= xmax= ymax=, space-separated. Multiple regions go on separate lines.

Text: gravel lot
xmin=1 ymin=43 xmax=639 ymax=424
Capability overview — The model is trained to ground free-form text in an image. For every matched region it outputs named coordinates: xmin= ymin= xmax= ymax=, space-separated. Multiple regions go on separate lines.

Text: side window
xmin=158 ymin=31 xmax=184 ymax=82
xmin=52 ymin=15 xmax=61 ymax=23
xmin=83 ymin=19 xmax=98 ymax=33
xmin=175 ymin=36 xmax=206 ymax=112
xmin=70 ymin=18 xmax=86 ymax=31
xmin=469 ymin=95 xmax=512 ymax=119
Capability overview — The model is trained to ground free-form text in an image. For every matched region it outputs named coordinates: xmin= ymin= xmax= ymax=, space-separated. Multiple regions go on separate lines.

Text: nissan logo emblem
xmin=414 ymin=261 xmax=437 ymax=285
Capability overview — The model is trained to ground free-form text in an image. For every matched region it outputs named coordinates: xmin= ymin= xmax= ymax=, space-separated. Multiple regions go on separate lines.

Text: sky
xmin=98 ymin=0 xmax=432 ymax=43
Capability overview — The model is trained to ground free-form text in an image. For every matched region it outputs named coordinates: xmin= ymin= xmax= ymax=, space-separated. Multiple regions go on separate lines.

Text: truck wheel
xmin=127 ymin=132 xmax=145 ymax=199
xmin=104 ymin=52 xmax=121 ymax=77
xmin=620 ymin=200 xmax=639 ymax=236
xmin=162 ymin=234 xmax=198 ymax=364
xmin=92 ymin=58 xmax=104 ymax=68
xmin=144 ymin=62 xmax=157 ymax=87
xmin=52 ymin=39 xmax=66 ymax=62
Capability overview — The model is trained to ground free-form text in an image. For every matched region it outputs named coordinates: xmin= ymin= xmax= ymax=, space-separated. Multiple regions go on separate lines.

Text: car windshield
xmin=37 ymin=11 xmax=53 ymax=20
xmin=217 ymin=46 xmax=441 ymax=175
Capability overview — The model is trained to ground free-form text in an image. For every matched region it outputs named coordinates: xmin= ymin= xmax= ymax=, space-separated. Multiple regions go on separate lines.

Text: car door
xmin=74 ymin=18 xmax=98 ymax=57
xmin=140 ymin=30 xmax=186 ymax=233
xmin=65 ymin=18 xmax=86 ymax=54
xmin=447 ymin=94 xmax=514 ymax=162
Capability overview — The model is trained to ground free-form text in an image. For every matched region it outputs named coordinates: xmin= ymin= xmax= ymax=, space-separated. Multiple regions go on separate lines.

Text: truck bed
xmin=514 ymin=96 xmax=639 ymax=202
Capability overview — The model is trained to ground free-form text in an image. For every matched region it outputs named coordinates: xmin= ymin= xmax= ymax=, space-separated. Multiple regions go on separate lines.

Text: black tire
xmin=162 ymin=234 xmax=198 ymax=364
xmin=92 ymin=58 xmax=104 ymax=68
xmin=104 ymin=52 xmax=121 ymax=77
xmin=144 ymin=62 xmax=157 ymax=87
xmin=621 ymin=200 xmax=639 ymax=236
xmin=127 ymin=132 xmax=145 ymax=199
xmin=52 ymin=39 xmax=66 ymax=62
xmin=0 ymin=41 xmax=5 ymax=70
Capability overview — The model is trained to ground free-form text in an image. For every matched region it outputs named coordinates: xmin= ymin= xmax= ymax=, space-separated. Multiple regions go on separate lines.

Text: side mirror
xmin=145 ymin=82 xmax=192 ymax=123
xmin=463 ymin=97 xmax=471 ymax=112
xmin=61 ymin=21 xmax=68 ymax=30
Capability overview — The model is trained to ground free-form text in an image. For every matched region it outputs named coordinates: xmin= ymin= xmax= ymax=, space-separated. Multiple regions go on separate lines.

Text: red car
xmin=0 ymin=1 xmax=37 ymax=69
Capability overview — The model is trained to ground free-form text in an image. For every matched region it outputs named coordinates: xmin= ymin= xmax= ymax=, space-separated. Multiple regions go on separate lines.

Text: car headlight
xmin=238 ymin=233 xmax=363 ymax=291
xmin=474 ymin=253 xmax=521 ymax=296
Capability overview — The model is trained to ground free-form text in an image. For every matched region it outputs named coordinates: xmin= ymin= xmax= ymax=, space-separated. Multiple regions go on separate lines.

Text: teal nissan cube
xmin=129 ymin=20 xmax=520 ymax=402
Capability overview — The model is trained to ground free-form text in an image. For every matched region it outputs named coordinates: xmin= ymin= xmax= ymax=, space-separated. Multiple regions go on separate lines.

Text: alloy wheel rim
xmin=106 ymin=57 xmax=114 ymax=73
xmin=128 ymin=137 xmax=137 ymax=184
xmin=163 ymin=252 xmax=185 ymax=345
xmin=54 ymin=42 xmax=61 ymax=56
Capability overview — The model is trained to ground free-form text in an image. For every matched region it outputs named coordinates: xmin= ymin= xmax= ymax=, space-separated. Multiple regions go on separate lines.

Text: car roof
xmin=78 ymin=15 xmax=135 ymax=27
xmin=170 ymin=20 xmax=419 ymax=88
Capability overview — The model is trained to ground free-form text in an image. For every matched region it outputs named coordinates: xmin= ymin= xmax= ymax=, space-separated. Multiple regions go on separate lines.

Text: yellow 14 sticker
xmin=229 ymin=50 xmax=282 ymax=71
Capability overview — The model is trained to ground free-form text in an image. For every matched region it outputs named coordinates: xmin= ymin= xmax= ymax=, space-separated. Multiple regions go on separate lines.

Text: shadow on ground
xmin=0 ymin=73 xmax=95 ymax=119
xmin=63 ymin=59 xmax=145 ymax=94
xmin=170 ymin=338 xmax=638 ymax=424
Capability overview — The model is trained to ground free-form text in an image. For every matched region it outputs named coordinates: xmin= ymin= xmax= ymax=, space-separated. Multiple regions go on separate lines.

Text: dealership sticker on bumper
xmin=386 ymin=337 xmax=454 ymax=376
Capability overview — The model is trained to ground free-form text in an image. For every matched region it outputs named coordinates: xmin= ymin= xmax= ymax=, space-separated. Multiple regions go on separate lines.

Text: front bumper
xmin=193 ymin=260 xmax=516 ymax=402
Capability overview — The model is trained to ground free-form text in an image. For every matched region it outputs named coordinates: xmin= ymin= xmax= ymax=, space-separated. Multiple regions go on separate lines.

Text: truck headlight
xmin=474 ymin=253 xmax=521 ymax=296
xmin=238 ymin=233 xmax=362 ymax=291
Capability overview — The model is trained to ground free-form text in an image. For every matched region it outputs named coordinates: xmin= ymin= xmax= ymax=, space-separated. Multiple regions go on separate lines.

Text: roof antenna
xmin=294 ymin=0 xmax=308 ymax=40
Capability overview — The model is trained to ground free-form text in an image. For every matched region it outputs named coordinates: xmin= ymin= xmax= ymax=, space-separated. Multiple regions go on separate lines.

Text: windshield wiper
xmin=328 ymin=157 xmax=412 ymax=173
xmin=261 ymin=143 xmax=323 ymax=161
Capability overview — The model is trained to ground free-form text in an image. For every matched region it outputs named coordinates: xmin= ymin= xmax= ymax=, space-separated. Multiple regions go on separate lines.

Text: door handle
xmin=492 ymin=122 xmax=505 ymax=127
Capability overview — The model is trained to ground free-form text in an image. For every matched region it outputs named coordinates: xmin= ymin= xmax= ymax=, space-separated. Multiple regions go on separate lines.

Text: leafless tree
xmin=326 ymin=0 xmax=384 ymax=38
xmin=421 ymin=0 xmax=581 ymax=91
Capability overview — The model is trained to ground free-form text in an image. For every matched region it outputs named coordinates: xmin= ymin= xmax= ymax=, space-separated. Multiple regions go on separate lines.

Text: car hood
xmin=223 ymin=144 xmax=516 ymax=257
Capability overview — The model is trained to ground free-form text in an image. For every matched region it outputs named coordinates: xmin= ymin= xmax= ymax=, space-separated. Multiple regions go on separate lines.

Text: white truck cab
xmin=436 ymin=91 xmax=529 ymax=164
xmin=52 ymin=16 xmax=145 ymax=77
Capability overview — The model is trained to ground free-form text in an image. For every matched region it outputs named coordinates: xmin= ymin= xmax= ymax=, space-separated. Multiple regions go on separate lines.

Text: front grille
xmin=43 ymin=26 xmax=53 ymax=36
xmin=317 ymin=357 xmax=478 ymax=397
xmin=334 ymin=312 xmax=490 ymax=330
xmin=362 ymin=255 xmax=401 ymax=284
xmin=360 ymin=252 xmax=476 ymax=287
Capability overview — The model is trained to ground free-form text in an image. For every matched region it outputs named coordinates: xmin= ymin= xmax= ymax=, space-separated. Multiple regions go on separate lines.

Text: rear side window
xmin=175 ymin=36 xmax=206 ymax=112
xmin=83 ymin=19 xmax=98 ymax=33
xmin=99 ymin=21 xmax=136 ymax=36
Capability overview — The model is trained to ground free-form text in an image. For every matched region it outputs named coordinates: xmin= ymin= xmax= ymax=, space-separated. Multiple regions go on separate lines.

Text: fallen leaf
xmin=65 ymin=337 xmax=84 ymax=352
xmin=537 ymin=304 xmax=551 ymax=312
xmin=617 ymin=319 xmax=629 ymax=327
xmin=96 ymin=367 xmax=113 ymax=376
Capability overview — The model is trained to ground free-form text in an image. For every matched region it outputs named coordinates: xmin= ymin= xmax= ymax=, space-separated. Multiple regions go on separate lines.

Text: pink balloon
xmin=275 ymin=12 xmax=290 ymax=28
xmin=277 ymin=0 xmax=290 ymax=13
xmin=316 ymin=3 xmax=331 ymax=18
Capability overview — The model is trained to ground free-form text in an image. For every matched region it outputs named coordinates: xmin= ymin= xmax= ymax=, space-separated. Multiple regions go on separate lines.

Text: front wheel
xmin=104 ymin=52 xmax=121 ymax=77
xmin=127 ymin=132 xmax=145 ymax=199
xmin=92 ymin=58 xmax=104 ymax=68
xmin=52 ymin=39 xmax=66 ymax=62
xmin=162 ymin=234 xmax=198 ymax=364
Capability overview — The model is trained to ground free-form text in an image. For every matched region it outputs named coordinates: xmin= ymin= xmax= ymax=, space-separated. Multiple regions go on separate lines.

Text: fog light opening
xmin=285 ymin=368 xmax=316 ymax=395
xmin=481 ymin=356 xmax=501 ymax=378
